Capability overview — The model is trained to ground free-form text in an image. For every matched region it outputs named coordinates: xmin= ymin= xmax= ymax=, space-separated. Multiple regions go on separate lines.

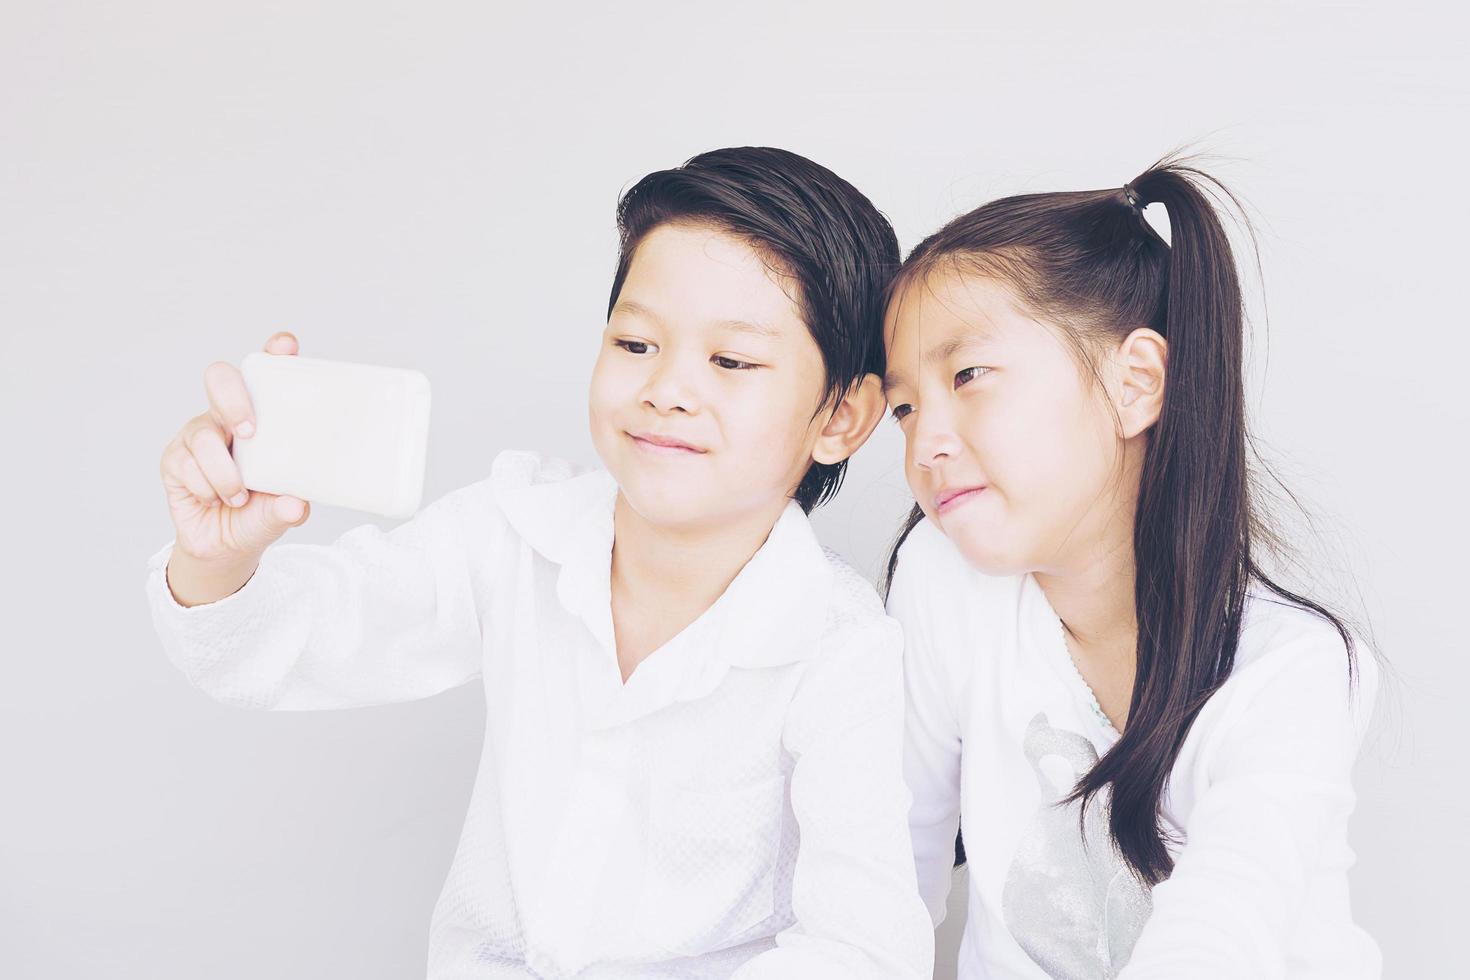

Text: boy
xmin=146 ymin=147 xmax=932 ymax=978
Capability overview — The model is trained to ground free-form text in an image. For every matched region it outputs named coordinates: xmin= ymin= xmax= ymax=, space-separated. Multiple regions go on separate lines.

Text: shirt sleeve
xmin=1117 ymin=628 xmax=1381 ymax=979
xmin=885 ymin=541 xmax=965 ymax=927
xmin=142 ymin=478 xmax=500 ymax=711
xmin=730 ymin=617 xmax=935 ymax=980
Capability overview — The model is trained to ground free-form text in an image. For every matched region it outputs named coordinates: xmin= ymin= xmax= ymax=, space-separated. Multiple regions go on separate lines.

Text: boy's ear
xmin=812 ymin=373 xmax=887 ymax=465
xmin=1114 ymin=327 xmax=1168 ymax=438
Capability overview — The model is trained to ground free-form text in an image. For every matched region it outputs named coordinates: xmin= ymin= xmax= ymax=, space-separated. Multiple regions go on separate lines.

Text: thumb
xmin=272 ymin=494 xmax=309 ymax=527
xmin=238 ymin=492 xmax=309 ymax=549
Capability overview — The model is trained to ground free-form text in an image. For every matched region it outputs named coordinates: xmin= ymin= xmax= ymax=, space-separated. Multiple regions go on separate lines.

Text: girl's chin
xmin=958 ymin=550 xmax=1031 ymax=579
xmin=939 ymin=523 xmax=1030 ymax=577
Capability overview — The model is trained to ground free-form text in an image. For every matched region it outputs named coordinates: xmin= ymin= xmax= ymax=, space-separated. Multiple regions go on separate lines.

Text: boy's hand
xmin=159 ymin=331 xmax=311 ymax=570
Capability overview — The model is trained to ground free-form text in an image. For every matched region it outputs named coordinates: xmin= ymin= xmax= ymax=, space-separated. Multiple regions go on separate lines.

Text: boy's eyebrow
xmin=610 ymin=299 xmax=660 ymax=323
xmin=611 ymin=298 xmax=782 ymax=339
xmin=713 ymin=317 xmax=782 ymax=339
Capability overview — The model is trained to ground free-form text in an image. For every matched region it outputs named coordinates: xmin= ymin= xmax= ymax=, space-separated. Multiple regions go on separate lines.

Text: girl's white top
xmin=887 ymin=518 xmax=1381 ymax=980
xmin=143 ymin=450 xmax=934 ymax=979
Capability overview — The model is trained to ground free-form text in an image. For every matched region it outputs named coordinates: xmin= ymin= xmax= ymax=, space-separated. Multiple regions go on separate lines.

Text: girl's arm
xmin=730 ymin=617 xmax=935 ymax=980
xmin=1117 ymin=630 xmax=1382 ymax=979
xmin=886 ymin=548 xmax=965 ymax=926
xmin=143 ymin=476 xmax=499 ymax=711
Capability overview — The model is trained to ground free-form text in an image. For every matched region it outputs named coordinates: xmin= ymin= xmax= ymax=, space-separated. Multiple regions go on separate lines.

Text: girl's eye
xmin=712 ymin=354 xmax=760 ymax=371
xmin=890 ymin=403 xmax=913 ymax=423
xmin=955 ymin=366 xmax=990 ymax=389
xmin=614 ymin=339 xmax=655 ymax=355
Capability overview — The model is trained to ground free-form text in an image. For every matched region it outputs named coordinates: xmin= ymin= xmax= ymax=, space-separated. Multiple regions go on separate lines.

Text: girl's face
xmin=883 ymin=266 xmax=1135 ymax=576
xmin=589 ymin=222 xmax=832 ymax=532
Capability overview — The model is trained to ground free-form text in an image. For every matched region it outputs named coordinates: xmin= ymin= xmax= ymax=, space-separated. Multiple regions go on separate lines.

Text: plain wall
xmin=2 ymin=1 xmax=1463 ymax=976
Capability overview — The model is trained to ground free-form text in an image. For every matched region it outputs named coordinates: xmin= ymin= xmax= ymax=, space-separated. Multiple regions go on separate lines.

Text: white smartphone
xmin=231 ymin=351 xmax=431 ymax=519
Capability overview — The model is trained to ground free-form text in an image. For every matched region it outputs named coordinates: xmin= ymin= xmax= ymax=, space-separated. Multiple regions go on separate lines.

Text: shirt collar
xmin=491 ymin=451 xmax=835 ymax=680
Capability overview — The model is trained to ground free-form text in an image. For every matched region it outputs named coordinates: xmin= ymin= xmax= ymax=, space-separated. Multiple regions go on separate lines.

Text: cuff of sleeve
xmin=143 ymin=538 xmax=284 ymax=662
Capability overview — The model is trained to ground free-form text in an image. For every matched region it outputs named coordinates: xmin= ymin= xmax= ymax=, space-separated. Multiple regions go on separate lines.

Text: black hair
xmin=607 ymin=146 xmax=900 ymax=512
xmin=883 ymin=154 xmax=1360 ymax=886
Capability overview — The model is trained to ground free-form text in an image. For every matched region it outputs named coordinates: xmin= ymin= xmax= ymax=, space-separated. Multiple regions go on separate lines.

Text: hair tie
xmin=1123 ymin=184 xmax=1143 ymax=212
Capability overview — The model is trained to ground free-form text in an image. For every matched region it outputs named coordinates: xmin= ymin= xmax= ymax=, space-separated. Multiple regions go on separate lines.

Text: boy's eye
xmin=955 ymin=366 xmax=990 ymax=388
xmin=712 ymin=354 xmax=760 ymax=371
xmin=890 ymin=403 xmax=913 ymax=423
xmin=614 ymin=339 xmax=655 ymax=355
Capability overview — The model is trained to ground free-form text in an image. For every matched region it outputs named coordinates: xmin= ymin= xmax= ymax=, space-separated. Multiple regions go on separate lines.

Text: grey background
xmin=3 ymin=1 xmax=1463 ymax=976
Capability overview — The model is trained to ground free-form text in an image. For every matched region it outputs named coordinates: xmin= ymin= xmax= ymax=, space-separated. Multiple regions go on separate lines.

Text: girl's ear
xmin=812 ymin=373 xmax=887 ymax=465
xmin=1114 ymin=327 xmax=1168 ymax=438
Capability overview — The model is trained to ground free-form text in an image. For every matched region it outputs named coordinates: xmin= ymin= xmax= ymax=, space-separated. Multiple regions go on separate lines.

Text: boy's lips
xmin=627 ymin=431 xmax=707 ymax=455
xmin=933 ymin=484 xmax=987 ymax=514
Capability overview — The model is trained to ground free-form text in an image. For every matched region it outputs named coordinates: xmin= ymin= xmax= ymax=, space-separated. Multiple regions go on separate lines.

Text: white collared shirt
xmin=889 ymin=517 xmax=1381 ymax=980
xmin=143 ymin=450 xmax=934 ymax=979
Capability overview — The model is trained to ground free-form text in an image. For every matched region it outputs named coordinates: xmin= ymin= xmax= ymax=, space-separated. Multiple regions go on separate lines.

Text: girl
xmin=144 ymin=147 xmax=934 ymax=978
xmin=882 ymin=159 xmax=1380 ymax=978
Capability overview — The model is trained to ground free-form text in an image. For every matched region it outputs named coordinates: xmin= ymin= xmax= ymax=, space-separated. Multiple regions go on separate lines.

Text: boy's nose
xmin=639 ymin=361 xmax=700 ymax=415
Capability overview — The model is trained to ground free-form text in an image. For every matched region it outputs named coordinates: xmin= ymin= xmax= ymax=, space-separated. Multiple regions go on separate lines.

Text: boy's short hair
xmin=607 ymin=146 xmax=900 ymax=512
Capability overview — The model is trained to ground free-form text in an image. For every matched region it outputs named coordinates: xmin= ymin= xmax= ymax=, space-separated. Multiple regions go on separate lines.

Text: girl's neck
xmin=1033 ymin=511 xmax=1140 ymax=729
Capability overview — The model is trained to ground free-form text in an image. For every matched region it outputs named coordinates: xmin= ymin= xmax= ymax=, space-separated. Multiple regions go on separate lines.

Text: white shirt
xmin=143 ymin=450 xmax=934 ymax=979
xmin=888 ymin=518 xmax=1380 ymax=980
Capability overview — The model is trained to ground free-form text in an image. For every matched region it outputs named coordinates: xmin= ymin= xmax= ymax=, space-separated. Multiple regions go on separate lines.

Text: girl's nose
xmin=910 ymin=400 xmax=961 ymax=469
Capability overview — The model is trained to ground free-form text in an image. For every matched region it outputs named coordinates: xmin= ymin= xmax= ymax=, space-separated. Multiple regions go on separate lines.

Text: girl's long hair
xmin=884 ymin=155 xmax=1358 ymax=886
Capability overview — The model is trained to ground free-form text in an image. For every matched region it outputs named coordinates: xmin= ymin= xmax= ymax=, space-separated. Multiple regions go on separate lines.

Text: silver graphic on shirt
xmin=1000 ymin=712 xmax=1152 ymax=978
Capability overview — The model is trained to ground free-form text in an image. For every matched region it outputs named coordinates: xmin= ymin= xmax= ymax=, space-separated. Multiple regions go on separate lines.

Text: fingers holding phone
xmin=159 ymin=332 xmax=311 ymax=567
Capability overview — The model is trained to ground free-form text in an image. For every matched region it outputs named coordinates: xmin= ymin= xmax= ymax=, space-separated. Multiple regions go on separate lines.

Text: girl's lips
xmin=934 ymin=486 xmax=986 ymax=514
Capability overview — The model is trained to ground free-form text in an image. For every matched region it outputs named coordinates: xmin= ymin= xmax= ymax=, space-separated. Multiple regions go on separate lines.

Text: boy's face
xmin=590 ymin=221 xmax=831 ymax=532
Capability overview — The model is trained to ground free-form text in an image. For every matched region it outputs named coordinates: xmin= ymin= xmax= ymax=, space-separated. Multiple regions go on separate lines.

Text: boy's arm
xmin=730 ymin=618 xmax=934 ymax=980
xmin=143 ymin=477 xmax=499 ymax=711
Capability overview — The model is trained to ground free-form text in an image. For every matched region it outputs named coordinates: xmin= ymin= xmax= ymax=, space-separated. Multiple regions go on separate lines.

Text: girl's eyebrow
xmin=883 ymin=330 xmax=995 ymax=392
xmin=925 ymin=331 xmax=993 ymax=365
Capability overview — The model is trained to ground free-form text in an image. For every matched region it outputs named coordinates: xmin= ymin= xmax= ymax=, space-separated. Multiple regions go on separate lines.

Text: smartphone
xmin=231 ymin=351 xmax=431 ymax=519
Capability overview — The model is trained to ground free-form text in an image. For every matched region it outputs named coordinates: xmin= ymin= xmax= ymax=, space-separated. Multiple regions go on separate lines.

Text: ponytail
xmin=1070 ymin=164 xmax=1253 ymax=883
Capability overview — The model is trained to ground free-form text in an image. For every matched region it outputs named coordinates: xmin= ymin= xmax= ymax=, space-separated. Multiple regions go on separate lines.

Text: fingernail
xmin=235 ymin=421 xmax=254 ymax=439
xmin=229 ymin=491 xmax=249 ymax=507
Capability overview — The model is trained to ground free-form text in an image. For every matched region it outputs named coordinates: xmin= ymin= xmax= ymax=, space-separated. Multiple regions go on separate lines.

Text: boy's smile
xmin=626 ymin=430 xmax=707 ymax=456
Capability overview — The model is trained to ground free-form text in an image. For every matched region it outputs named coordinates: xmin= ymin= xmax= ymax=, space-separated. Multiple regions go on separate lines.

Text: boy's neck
xmin=607 ymin=491 xmax=790 ymax=684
